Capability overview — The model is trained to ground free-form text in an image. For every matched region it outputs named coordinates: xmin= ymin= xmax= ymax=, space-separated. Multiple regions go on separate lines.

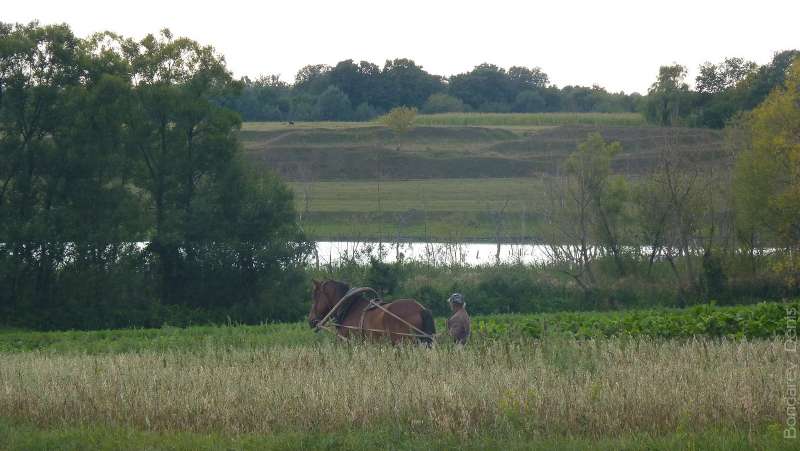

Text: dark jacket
xmin=446 ymin=308 xmax=471 ymax=344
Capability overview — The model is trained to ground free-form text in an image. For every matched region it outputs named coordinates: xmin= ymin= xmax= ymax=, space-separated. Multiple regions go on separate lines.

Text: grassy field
xmin=238 ymin=115 xmax=726 ymax=241
xmin=291 ymin=178 xmax=547 ymax=213
xmin=292 ymin=177 xmax=548 ymax=241
xmin=1 ymin=302 xmax=795 ymax=449
xmin=239 ymin=112 xmax=647 ymax=131
xmin=0 ymin=338 xmax=792 ymax=449
xmin=414 ymin=112 xmax=647 ymax=127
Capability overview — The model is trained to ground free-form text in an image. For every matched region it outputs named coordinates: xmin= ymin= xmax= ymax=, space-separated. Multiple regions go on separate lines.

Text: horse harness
xmin=357 ymin=298 xmax=389 ymax=338
xmin=315 ymin=285 xmax=434 ymax=341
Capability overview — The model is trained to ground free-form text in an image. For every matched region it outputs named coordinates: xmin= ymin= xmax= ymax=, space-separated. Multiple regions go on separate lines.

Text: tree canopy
xmin=734 ymin=59 xmax=800 ymax=287
xmin=0 ymin=23 xmax=311 ymax=329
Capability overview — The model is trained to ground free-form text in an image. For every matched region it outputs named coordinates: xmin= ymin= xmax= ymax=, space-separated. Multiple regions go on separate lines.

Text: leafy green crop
xmin=474 ymin=300 xmax=798 ymax=340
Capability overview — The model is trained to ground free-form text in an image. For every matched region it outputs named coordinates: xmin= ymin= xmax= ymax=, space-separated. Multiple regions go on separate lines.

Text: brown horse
xmin=308 ymin=279 xmax=435 ymax=345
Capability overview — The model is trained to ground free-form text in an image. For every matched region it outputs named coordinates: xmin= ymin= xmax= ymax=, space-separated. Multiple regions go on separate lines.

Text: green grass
xmin=414 ymin=112 xmax=647 ymax=127
xmin=292 ymin=177 xmax=549 ymax=240
xmin=299 ymin=212 xmax=538 ymax=242
xmin=291 ymin=178 xmax=547 ymax=213
xmin=0 ymin=418 xmax=794 ymax=450
xmin=0 ymin=322 xmax=319 ymax=354
xmin=240 ymin=112 xmax=647 ymax=132
xmin=241 ymin=121 xmax=376 ymax=131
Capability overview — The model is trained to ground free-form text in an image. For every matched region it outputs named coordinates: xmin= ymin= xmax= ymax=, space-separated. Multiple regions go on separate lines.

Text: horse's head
xmin=308 ymin=279 xmax=348 ymax=329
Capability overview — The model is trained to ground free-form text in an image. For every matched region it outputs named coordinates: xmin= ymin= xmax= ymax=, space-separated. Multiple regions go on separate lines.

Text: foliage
xmin=513 ymin=90 xmax=546 ymax=112
xmin=544 ymin=133 xmax=630 ymax=290
xmin=449 ymin=63 xmax=518 ymax=109
xmin=217 ymin=59 xmax=643 ymax=122
xmin=379 ymin=106 xmax=417 ymax=137
xmin=0 ymin=23 xmax=311 ymax=330
xmin=696 ymin=57 xmax=758 ymax=95
xmin=473 ymin=300 xmax=799 ymax=340
xmin=421 ymin=93 xmax=465 ymax=114
xmin=352 ymin=102 xmax=380 ymax=121
xmin=214 ymin=50 xmax=800 ymax=125
xmin=365 ymin=257 xmax=400 ymax=296
xmin=315 ymin=85 xmax=352 ymax=120
xmin=644 ymin=64 xmax=694 ymax=126
xmin=0 ymin=299 xmax=796 ymax=354
xmin=735 ymin=59 xmax=800 ymax=287
xmin=643 ymin=51 xmax=799 ymax=128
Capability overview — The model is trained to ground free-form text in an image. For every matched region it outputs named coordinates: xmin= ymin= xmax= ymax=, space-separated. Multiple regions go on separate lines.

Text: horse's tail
xmin=419 ymin=308 xmax=436 ymax=346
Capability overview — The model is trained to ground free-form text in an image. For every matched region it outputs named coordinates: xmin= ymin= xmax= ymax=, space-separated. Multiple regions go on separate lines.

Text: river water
xmin=312 ymin=241 xmax=552 ymax=266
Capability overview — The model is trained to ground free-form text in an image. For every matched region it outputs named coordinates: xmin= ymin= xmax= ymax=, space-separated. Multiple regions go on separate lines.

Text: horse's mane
xmin=325 ymin=280 xmax=365 ymax=324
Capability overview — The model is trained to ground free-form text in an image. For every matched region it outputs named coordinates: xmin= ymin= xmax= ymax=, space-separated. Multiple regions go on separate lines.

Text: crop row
xmin=475 ymin=300 xmax=799 ymax=340
xmin=414 ymin=112 xmax=647 ymax=127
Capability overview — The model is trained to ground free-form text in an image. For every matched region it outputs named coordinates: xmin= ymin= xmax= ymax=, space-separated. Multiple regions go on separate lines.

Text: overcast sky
xmin=5 ymin=0 xmax=798 ymax=93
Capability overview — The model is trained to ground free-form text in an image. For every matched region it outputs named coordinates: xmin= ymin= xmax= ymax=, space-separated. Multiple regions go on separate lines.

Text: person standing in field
xmin=446 ymin=293 xmax=470 ymax=344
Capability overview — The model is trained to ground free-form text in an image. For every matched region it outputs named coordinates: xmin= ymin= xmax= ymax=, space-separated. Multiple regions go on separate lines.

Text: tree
xmin=635 ymin=135 xmax=710 ymax=303
xmin=735 ymin=59 xmax=800 ymax=287
xmin=421 ymin=93 xmax=465 ymax=113
xmin=328 ymin=59 xmax=380 ymax=108
xmin=508 ymin=66 xmax=549 ymax=91
xmin=219 ymin=75 xmax=290 ymax=121
xmin=293 ymin=64 xmax=331 ymax=95
xmin=115 ymin=30 xmax=246 ymax=307
xmin=644 ymin=64 xmax=695 ymax=126
xmin=696 ymin=57 xmax=757 ymax=95
xmin=379 ymin=106 xmax=417 ymax=150
xmin=353 ymin=102 xmax=380 ymax=121
xmin=513 ymin=90 xmax=546 ymax=112
xmin=543 ymin=133 xmax=628 ymax=303
xmin=448 ymin=63 xmax=515 ymax=109
xmin=378 ymin=58 xmax=443 ymax=109
xmin=564 ymin=133 xmax=629 ymax=275
xmin=693 ymin=58 xmax=758 ymax=128
xmin=739 ymin=50 xmax=800 ymax=110
xmin=0 ymin=22 xmax=88 ymax=315
xmin=315 ymin=85 xmax=352 ymax=120
xmin=0 ymin=23 xmax=312 ymax=328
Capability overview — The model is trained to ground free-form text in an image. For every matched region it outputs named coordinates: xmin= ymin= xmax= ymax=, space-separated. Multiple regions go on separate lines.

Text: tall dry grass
xmin=0 ymin=338 xmax=788 ymax=437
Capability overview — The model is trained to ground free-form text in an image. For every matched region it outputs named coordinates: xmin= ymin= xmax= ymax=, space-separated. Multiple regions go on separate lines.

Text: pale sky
xmin=4 ymin=0 xmax=798 ymax=94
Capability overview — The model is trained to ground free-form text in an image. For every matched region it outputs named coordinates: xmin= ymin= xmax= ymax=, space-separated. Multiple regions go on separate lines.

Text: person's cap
xmin=448 ymin=293 xmax=464 ymax=305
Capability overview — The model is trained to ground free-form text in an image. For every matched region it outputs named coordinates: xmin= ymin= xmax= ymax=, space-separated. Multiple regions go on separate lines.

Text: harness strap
xmin=328 ymin=322 xmax=435 ymax=338
xmin=366 ymin=298 xmax=433 ymax=340
xmin=359 ymin=307 xmax=369 ymax=339
xmin=316 ymin=285 xmax=434 ymax=342
xmin=315 ymin=286 xmax=380 ymax=332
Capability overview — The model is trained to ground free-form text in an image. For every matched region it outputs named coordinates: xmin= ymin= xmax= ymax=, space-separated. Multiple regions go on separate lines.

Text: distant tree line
xmin=0 ymin=23 xmax=311 ymax=330
xmin=218 ymin=60 xmax=643 ymax=122
xmin=220 ymin=51 xmax=798 ymax=128
xmin=645 ymin=50 xmax=799 ymax=128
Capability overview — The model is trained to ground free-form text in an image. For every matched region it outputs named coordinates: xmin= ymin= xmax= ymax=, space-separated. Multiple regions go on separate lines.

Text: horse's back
xmin=382 ymin=298 xmax=435 ymax=344
xmin=384 ymin=298 xmax=429 ymax=320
